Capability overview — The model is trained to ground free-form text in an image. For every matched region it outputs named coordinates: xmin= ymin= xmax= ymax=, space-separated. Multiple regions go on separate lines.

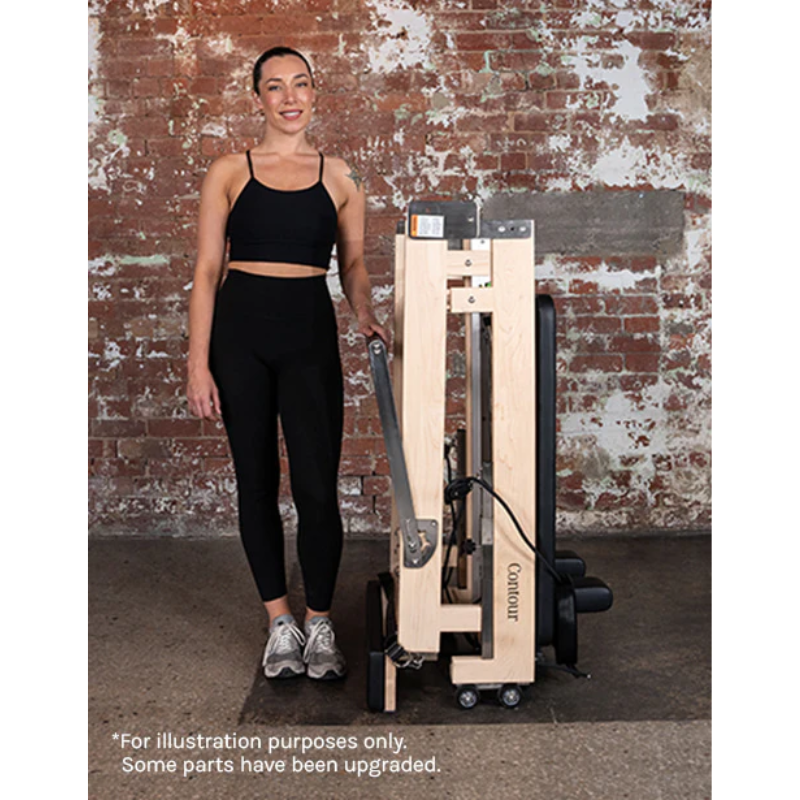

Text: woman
xmin=185 ymin=46 xmax=389 ymax=682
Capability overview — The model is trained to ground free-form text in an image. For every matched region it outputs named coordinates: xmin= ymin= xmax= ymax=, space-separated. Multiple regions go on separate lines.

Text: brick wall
xmin=88 ymin=0 xmax=711 ymax=536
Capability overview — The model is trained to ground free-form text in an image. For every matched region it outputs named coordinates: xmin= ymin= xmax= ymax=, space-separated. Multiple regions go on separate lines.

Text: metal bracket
xmin=367 ymin=335 xmax=438 ymax=569
xmin=478 ymin=218 xmax=533 ymax=239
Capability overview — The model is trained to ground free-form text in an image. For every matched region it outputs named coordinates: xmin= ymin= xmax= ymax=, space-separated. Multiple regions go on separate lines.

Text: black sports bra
xmin=225 ymin=150 xmax=338 ymax=270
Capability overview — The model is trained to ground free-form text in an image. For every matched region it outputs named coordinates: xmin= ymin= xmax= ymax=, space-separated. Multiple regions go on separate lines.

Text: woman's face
xmin=254 ymin=55 xmax=315 ymax=131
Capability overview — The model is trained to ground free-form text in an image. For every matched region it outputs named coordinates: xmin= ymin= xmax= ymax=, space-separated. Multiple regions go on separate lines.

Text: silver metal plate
xmin=479 ymin=218 xmax=533 ymax=239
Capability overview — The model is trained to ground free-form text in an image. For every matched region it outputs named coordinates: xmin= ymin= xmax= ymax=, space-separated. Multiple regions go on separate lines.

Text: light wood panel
xmin=451 ymin=231 xmax=536 ymax=684
xmin=395 ymin=237 xmax=448 ymax=653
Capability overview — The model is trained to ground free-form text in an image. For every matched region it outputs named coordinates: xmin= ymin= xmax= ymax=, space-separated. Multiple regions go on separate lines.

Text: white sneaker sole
xmin=306 ymin=664 xmax=347 ymax=681
xmin=263 ymin=661 xmax=305 ymax=679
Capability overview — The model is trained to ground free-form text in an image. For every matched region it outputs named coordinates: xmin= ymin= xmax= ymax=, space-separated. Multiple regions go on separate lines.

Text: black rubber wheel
xmin=554 ymin=579 xmax=578 ymax=666
xmin=365 ymin=580 xmax=386 ymax=712
xmin=497 ymin=684 xmax=522 ymax=708
xmin=455 ymin=684 xmax=480 ymax=710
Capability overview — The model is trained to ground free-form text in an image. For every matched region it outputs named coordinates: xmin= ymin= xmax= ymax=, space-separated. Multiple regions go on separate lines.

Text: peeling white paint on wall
xmin=561 ymin=136 xmax=695 ymax=192
xmin=88 ymin=17 xmax=102 ymax=124
xmin=364 ymin=0 xmax=435 ymax=73
xmin=577 ymin=0 xmax=711 ymax=33
xmin=88 ymin=253 xmax=171 ymax=277
xmin=560 ymin=386 xmax=667 ymax=459
xmin=201 ymin=122 xmax=227 ymax=137
xmin=563 ymin=258 xmax=660 ymax=291
xmin=372 ymin=284 xmax=394 ymax=304
xmin=560 ymin=379 xmax=671 ymax=507
xmin=103 ymin=341 xmax=125 ymax=370
xmin=202 ymin=33 xmax=233 ymax=56
xmin=346 ymin=368 xmax=374 ymax=394
xmin=88 ymin=256 xmax=116 ymax=277
xmin=89 ymin=124 xmax=132 ymax=194
xmin=381 ymin=173 xmax=414 ymax=214
xmin=125 ymin=0 xmax=171 ymax=17
xmin=677 ymin=215 xmax=711 ymax=273
xmin=570 ymin=39 xmax=651 ymax=121
xmin=91 ymin=283 xmax=114 ymax=301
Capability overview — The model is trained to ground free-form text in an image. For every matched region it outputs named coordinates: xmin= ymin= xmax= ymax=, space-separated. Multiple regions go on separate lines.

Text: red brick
xmin=573 ymin=316 xmax=622 ymax=333
xmin=625 ymin=31 xmax=677 ymax=50
xmin=691 ymin=152 xmax=712 ymax=170
xmin=501 ymin=153 xmax=527 ymax=171
xmin=624 ymin=317 xmax=660 ymax=333
xmin=373 ymin=455 xmax=391 ymax=476
xmin=664 ymin=392 xmax=688 ymax=411
xmin=171 ymin=438 xmax=230 ymax=459
xmin=661 ymin=71 xmax=680 ymax=91
xmin=132 ymin=77 xmax=160 ymax=97
xmin=643 ymin=113 xmax=680 ymax=131
xmin=569 ymin=355 xmax=623 ymax=373
xmin=554 ymin=71 xmax=581 ymax=90
xmin=146 ymin=419 xmax=203 ymax=438
xmin=528 ymin=72 xmax=557 ymax=91
xmin=560 ymin=490 xmax=588 ymax=510
xmin=610 ymin=334 xmax=660 ymax=353
xmin=569 ymin=279 xmax=600 ymax=294
xmin=339 ymin=456 xmax=373 ymax=476
xmin=664 ymin=350 xmax=692 ymax=370
xmin=454 ymin=113 xmax=511 ymax=133
xmin=559 ymin=296 xmax=603 ymax=315
xmin=605 ymin=296 xmax=659 ymax=315
xmin=363 ymin=476 xmax=390 ymax=496
xmin=663 ymin=294 xmax=704 ymax=310
xmin=625 ymin=353 xmax=660 ymax=373
xmin=454 ymin=31 xmax=514 ymax=50
xmin=89 ymin=419 xmax=148 ymax=438
xmin=89 ymin=0 xmax=711 ymax=536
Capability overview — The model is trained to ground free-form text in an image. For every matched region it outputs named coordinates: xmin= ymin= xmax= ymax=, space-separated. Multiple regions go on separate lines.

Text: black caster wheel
xmin=455 ymin=684 xmax=480 ymax=710
xmin=497 ymin=684 xmax=522 ymax=708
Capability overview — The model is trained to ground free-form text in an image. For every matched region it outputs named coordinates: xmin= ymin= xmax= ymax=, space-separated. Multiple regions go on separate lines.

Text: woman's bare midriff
xmin=227 ymin=262 xmax=327 ymax=278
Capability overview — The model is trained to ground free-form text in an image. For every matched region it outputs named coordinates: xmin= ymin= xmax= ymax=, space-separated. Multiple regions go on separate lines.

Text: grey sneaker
xmin=262 ymin=618 xmax=306 ymax=679
xmin=303 ymin=616 xmax=347 ymax=680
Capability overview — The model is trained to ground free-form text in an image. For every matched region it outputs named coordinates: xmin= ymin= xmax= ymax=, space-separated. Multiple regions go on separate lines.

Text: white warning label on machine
xmin=410 ymin=214 xmax=445 ymax=238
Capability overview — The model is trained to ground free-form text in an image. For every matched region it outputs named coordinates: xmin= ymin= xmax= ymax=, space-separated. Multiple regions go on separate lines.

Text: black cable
xmin=444 ymin=475 xmax=565 ymax=585
xmin=442 ymin=444 xmax=481 ymax=653
xmin=441 ymin=441 xmax=466 ymax=592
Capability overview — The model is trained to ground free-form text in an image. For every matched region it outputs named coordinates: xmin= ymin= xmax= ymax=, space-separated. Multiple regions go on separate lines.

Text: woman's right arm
xmin=186 ymin=156 xmax=231 ymax=421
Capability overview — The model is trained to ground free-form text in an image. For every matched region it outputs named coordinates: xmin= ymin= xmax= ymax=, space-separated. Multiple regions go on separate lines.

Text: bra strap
xmin=246 ymin=149 xmax=254 ymax=178
xmin=318 ymin=152 xmax=324 ymax=183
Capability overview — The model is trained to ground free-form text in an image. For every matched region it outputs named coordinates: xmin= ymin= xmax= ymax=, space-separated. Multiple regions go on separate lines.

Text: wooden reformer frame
xmin=375 ymin=204 xmax=537 ymax=712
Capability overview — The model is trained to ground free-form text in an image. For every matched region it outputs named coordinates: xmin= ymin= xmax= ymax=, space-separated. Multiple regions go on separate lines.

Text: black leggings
xmin=209 ymin=268 xmax=344 ymax=612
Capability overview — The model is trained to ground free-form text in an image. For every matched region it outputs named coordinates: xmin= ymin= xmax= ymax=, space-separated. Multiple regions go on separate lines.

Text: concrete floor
xmin=89 ymin=534 xmax=711 ymax=799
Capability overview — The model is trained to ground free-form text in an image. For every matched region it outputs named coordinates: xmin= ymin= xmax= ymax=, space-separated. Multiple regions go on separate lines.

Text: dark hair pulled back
xmin=252 ymin=46 xmax=315 ymax=94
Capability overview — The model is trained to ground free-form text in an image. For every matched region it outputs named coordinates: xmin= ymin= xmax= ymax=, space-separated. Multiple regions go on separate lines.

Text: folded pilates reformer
xmin=365 ymin=201 xmax=613 ymax=711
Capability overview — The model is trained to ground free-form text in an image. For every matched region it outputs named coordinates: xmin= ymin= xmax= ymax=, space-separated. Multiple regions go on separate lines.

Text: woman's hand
xmin=357 ymin=307 xmax=390 ymax=350
xmin=186 ymin=367 xmax=222 ymax=421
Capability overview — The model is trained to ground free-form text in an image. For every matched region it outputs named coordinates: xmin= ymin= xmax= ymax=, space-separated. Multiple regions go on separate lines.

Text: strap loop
xmin=378 ymin=572 xmax=424 ymax=670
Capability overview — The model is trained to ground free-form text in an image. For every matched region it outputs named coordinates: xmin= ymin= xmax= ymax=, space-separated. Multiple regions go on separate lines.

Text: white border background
xmin=3 ymin=1 xmax=798 ymax=794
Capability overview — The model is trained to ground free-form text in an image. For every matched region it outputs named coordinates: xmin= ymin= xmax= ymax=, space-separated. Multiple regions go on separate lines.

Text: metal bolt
xmin=468 ymin=296 xmax=475 ymax=303
xmin=465 ymin=259 xmax=473 ymax=266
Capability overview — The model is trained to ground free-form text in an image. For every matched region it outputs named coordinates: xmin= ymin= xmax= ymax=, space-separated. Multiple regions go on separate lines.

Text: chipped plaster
xmin=88 ymin=2 xmax=711 ymax=535
xmin=571 ymin=38 xmax=651 ymax=121
xmin=363 ymin=0 xmax=435 ymax=73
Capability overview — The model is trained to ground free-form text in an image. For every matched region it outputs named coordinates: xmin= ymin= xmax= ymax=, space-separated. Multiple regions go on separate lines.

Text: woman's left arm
xmin=335 ymin=158 xmax=390 ymax=348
